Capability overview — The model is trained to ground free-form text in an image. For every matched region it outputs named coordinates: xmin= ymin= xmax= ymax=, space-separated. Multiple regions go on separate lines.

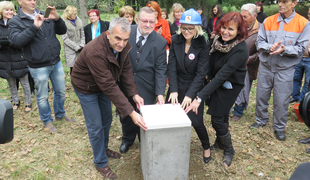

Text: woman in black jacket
xmin=0 ymin=1 xmax=31 ymax=112
xmin=255 ymin=1 xmax=267 ymax=23
xmin=167 ymin=9 xmax=211 ymax=163
xmin=168 ymin=3 xmax=185 ymax=36
xmin=186 ymin=12 xmax=249 ymax=167
xmin=84 ymin=9 xmax=109 ymax=44
xmin=207 ymin=4 xmax=224 ymax=44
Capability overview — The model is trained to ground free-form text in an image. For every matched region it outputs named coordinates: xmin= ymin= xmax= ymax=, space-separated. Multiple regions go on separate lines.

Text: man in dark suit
xmin=119 ymin=7 xmax=167 ymax=153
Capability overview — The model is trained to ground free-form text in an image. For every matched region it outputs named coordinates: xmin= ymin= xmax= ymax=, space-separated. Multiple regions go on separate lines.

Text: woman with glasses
xmin=168 ymin=3 xmax=185 ymax=36
xmin=167 ymin=9 xmax=211 ymax=163
xmin=61 ymin=5 xmax=85 ymax=74
xmin=84 ymin=9 xmax=109 ymax=44
xmin=186 ymin=12 xmax=249 ymax=167
xmin=146 ymin=1 xmax=171 ymax=48
xmin=0 ymin=1 xmax=31 ymax=112
xmin=119 ymin=6 xmax=136 ymax=25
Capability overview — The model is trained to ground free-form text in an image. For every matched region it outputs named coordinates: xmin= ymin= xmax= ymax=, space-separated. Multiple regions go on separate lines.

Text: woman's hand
xmin=185 ymin=99 xmax=201 ymax=115
xmin=181 ymin=96 xmax=192 ymax=109
xmin=133 ymin=94 xmax=144 ymax=110
xmin=168 ymin=92 xmax=178 ymax=104
xmin=157 ymin=27 xmax=162 ymax=35
xmin=210 ymin=32 xmax=216 ymax=39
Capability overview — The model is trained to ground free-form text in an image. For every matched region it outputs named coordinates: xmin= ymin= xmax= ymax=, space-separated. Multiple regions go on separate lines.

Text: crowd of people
xmin=1 ymin=0 xmax=310 ymax=179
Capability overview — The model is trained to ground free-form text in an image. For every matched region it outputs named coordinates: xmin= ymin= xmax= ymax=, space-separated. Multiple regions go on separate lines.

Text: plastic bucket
xmin=293 ymin=103 xmax=303 ymax=122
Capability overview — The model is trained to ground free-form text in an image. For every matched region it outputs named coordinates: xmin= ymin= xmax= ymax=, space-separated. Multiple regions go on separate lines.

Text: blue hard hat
xmin=179 ymin=8 xmax=202 ymax=25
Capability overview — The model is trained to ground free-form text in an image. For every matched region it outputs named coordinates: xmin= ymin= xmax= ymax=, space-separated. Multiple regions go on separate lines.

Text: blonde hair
xmin=177 ymin=24 xmax=203 ymax=39
xmin=62 ymin=5 xmax=77 ymax=19
xmin=118 ymin=6 xmax=135 ymax=18
xmin=168 ymin=3 xmax=185 ymax=23
xmin=0 ymin=1 xmax=16 ymax=19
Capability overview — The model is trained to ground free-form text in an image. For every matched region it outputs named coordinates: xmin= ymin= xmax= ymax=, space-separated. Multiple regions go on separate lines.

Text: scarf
xmin=91 ymin=20 xmax=101 ymax=39
xmin=175 ymin=20 xmax=180 ymax=26
xmin=68 ymin=17 xmax=77 ymax=26
xmin=209 ymin=35 xmax=243 ymax=55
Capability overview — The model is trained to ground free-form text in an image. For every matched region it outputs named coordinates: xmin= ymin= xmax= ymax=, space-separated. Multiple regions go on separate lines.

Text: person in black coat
xmin=167 ymin=8 xmax=211 ymax=163
xmin=84 ymin=9 xmax=109 ymax=44
xmin=0 ymin=1 xmax=31 ymax=112
xmin=255 ymin=1 xmax=267 ymax=23
xmin=196 ymin=6 xmax=208 ymax=32
xmin=207 ymin=4 xmax=224 ymax=44
xmin=186 ymin=12 xmax=249 ymax=167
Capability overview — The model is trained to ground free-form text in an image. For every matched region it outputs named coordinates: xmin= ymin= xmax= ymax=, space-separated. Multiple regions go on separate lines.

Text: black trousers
xmin=211 ymin=114 xmax=229 ymax=136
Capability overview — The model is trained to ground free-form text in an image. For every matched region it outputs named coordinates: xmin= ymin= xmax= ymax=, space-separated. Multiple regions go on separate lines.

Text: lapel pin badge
xmin=189 ymin=53 xmax=195 ymax=60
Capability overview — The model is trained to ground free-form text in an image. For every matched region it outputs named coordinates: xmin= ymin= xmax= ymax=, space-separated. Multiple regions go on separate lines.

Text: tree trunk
xmin=79 ymin=0 xmax=88 ymax=26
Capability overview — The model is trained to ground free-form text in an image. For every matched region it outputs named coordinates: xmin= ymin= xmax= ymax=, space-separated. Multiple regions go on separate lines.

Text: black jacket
xmin=8 ymin=7 xmax=67 ymax=68
xmin=199 ymin=37 xmax=249 ymax=116
xmin=0 ymin=18 xmax=28 ymax=79
xmin=207 ymin=15 xmax=223 ymax=38
xmin=201 ymin=13 xmax=208 ymax=32
xmin=168 ymin=34 xmax=210 ymax=100
xmin=169 ymin=21 xmax=179 ymax=36
xmin=84 ymin=20 xmax=109 ymax=44
xmin=256 ymin=12 xmax=267 ymax=24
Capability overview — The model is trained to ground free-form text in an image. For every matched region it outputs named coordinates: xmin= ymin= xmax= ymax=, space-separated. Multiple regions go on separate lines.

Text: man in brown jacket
xmin=232 ymin=3 xmax=261 ymax=121
xmin=71 ymin=17 xmax=145 ymax=179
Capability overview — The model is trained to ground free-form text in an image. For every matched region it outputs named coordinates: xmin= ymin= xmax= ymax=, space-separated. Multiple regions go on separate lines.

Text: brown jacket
xmin=246 ymin=20 xmax=261 ymax=81
xmin=71 ymin=33 xmax=138 ymax=118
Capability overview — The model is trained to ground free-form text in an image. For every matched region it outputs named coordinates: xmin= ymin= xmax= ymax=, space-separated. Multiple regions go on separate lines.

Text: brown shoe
xmin=45 ymin=122 xmax=57 ymax=132
xmin=55 ymin=115 xmax=76 ymax=122
xmin=96 ymin=165 xmax=117 ymax=179
xmin=232 ymin=114 xmax=241 ymax=121
xmin=106 ymin=149 xmax=121 ymax=158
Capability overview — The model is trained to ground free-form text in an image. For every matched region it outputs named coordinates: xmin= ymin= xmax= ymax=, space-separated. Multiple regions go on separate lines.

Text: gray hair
xmin=241 ymin=3 xmax=257 ymax=17
xmin=108 ymin=17 xmax=131 ymax=34
xmin=138 ymin=6 xmax=155 ymax=19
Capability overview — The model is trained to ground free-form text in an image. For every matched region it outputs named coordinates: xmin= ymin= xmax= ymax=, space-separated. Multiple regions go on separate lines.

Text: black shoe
xmin=120 ymin=143 xmax=132 ymax=153
xmin=298 ymin=137 xmax=310 ymax=144
xmin=249 ymin=122 xmax=265 ymax=129
xmin=306 ymin=148 xmax=310 ymax=154
xmin=203 ymin=150 xmax=211 ymax=163
xmin=210 ymin=136 xmax=223 ymax=151
xmin=289 ymin=98 xmax=298 ymax=104
xmin=274 ymin=131 xmax=286 ymax=141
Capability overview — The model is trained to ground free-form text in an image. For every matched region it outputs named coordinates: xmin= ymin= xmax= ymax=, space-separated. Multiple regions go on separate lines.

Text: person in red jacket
xmin=146 ymin=1 xmax=171 ymax=49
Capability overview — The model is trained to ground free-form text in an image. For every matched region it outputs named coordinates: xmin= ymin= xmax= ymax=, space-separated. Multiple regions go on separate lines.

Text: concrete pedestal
xmin=140 ymin=104 xmax=191 ymax=180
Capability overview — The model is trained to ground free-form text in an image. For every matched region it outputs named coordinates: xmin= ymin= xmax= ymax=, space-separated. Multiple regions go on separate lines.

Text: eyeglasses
xmin=181 ymin=27 xmax=195 ymax=33
xmin=138 ymin=18 xmax=155 ymax=24
xmin=89 ymin=15 xmax=98 ymax=18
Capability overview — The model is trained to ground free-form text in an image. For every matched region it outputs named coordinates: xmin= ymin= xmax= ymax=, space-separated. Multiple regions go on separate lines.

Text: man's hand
xmin=133 ymin=94 xmax=144 ymax=110
xmin=129 ymin=111 xmax=147 ymax=131
xmin=156 ymin=95 xmax=165 ymax=105
xmin=270 ymin=41 xmax=285 ymax=55
xmin=185 ymin=99 xmax=201 ymax=115
xmin=46 ymin=4 xmax=59 ymax=20
xmin=167 ymin=92 xmax=178 ymax=104
xmin=34 ymin=14 xmax=44 ymax=28
xmin=181 ymin=96 xmax=192 ymax=109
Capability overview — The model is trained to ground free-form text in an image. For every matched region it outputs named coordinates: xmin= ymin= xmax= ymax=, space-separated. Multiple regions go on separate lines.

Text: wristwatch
xmin=196 ymin=97 xmax=202 ymax=103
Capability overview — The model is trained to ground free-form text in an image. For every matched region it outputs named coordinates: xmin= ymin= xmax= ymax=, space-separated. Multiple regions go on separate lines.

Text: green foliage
xmin=113 ymin=0 xmax=126 ymax=13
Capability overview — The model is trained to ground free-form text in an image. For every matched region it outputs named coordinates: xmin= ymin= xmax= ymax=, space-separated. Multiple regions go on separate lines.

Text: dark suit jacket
xmin=168 ymin=34 xmax=210 ymax=100
xmin=128 ymin=25 xmax=167 ymax=104
xmin=84 ymin=20 xmax=109 ymax=44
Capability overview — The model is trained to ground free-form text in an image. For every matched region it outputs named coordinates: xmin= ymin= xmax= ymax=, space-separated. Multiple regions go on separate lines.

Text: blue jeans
xmin=292 ymin=57 xmax=310 ymax=102
xmin=29 ymin=61 xmax=66 ymax=124
xmin=233 ymin=80 xmax=253 ymax=116
xmin=75 ymin=90 xmax=112 ymax=168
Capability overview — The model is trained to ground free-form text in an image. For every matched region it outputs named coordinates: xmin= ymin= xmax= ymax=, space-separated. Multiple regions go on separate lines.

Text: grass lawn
xmin=1 ymin=13 xmax=310 ymax=180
